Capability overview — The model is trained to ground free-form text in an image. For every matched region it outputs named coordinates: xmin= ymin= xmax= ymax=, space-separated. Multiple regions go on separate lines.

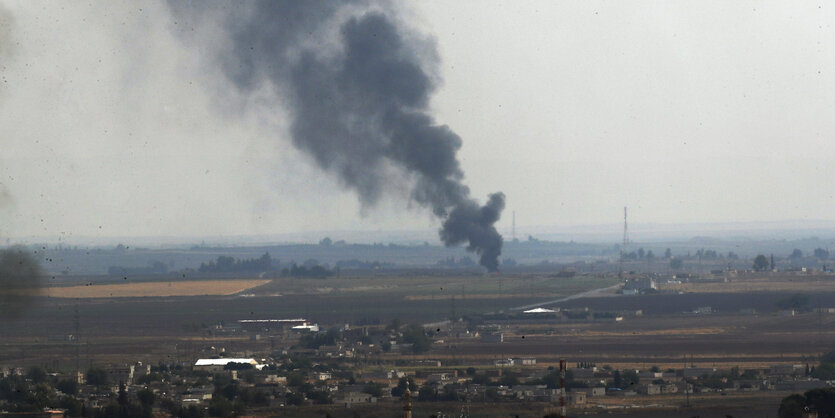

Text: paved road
xmin=509 ymin=283 xmax=622 ymax=311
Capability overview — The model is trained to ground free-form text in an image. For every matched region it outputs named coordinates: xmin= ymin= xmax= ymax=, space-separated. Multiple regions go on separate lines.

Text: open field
xmin=39 ymin=279 xmax=271 ymax=298
xmin=657 ymin=273 xmax=835 ymax=293
xmin=250 ymin=274 xmax=620 ymax=298
xmin=2 ymin=273 xmax=834 ymax=373
xmin=431 ymin=312 xmax=835 ymax=369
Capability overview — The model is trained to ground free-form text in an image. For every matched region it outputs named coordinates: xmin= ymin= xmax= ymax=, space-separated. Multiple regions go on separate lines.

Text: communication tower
xmin=618 ymin=207 xmax=629 ymax=279
xmin=512 ymin=211 xmax=516 ymax=241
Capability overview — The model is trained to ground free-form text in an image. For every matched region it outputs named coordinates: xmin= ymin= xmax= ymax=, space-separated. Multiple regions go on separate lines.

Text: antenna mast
xmin=512 ymin=211 xmax=516 ymax=241
xmin=619 ymin=207 xmax=629 ymax=279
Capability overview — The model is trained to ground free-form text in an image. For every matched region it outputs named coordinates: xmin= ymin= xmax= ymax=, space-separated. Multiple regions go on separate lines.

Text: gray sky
xmin=1 ymin=1 xmax=834 ymax=242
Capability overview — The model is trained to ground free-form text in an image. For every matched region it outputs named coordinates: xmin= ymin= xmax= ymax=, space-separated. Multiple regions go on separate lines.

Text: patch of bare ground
xmin=41 ymin=279 xmax=271 ymax=298
xmin=658 ymin=274 xmax=835 ymax=293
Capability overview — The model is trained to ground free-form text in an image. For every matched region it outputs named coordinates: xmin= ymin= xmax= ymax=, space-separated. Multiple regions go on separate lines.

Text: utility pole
xmin=559 ymin=359 xmax=567 ymax=418
xmin=74 ymin=303 xmax=80 ymax=374
xmin=450 ymin=295 xmax=456 ymax=323
xmin=683 ymin=355 xmax=690 ymax=408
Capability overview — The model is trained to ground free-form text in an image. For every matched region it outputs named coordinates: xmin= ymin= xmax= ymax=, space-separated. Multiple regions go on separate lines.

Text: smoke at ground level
xmin=0 ymin=247 xmax=44 ymax=319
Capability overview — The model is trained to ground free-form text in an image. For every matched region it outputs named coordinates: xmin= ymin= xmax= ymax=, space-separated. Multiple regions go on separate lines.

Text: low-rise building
xmin=567 ymin=390 xmax=586 ymax=405
xmin=770 ymin=364 xmax=803 ymax=376
xmin=107 ymin=364 xmax=134 ymax=385
xmin=682 ymin=367 xmax=716 ymax=379
xmin=622 ymin=278 xmax=656 ymax=295
xmin=334 ymin=392 xmax=376 ymax=407
xmin=495 ymin=358 xmax=514 ymax=367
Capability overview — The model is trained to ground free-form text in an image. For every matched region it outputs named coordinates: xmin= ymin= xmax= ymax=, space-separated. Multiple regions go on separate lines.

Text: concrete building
xmin=335 ymin=392 xmax=376 ymax=407
xmin=106 ymin=364 xmax=134 ymax=385
xmin=567 ymin=390 xmax=587 ymax=405
xmin=495 ymin=358 xmax=515 ymax=367
xmin=622 ymin=278 xmax=656 ymax=295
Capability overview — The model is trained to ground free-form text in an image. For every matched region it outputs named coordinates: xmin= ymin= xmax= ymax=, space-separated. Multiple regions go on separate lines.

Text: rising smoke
xmin=0 ymin=8 xmax=40 ymax=319
xmin=0 ymin=3 xmax=13 ymax=63
xmin=179 ymin=2 xmax=506 ymax=270
xmin=0 ymin=247 xmax=44 ymax=319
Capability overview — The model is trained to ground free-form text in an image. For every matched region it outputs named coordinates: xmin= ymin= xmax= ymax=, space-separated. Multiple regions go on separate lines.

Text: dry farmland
xmin=40 ymin=279 xmax=271 ymax=298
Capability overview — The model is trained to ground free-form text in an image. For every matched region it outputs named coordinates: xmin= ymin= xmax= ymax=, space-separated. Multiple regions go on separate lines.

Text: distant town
xmin=1 ymin=237 xmax=835 ymax=416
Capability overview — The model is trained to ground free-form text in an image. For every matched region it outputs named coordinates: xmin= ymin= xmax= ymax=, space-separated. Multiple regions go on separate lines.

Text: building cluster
xmin=2 ymin=315 xmax=834 ymax=416
xmin=2 ymin=347 xmax=833 ymax=416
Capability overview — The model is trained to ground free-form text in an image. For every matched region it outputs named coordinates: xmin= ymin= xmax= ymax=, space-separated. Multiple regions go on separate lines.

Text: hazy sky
xmin=1 ymin=1 xmax=834 ymax=242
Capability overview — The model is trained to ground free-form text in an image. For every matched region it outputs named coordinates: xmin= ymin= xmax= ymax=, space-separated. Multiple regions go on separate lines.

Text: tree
xmin=285 ymin=391 xmax=305 ymax=406
xmin=418 ymin=383 xmax=438 ymax=401
xmin=26 ymin=367 xmax=47 ymax=384
xmin=470 ymin=374 xmax=491 ymax=385
xmin=812 ymin=363 xmax=835 ymax=380
xmin=137 ymin=388 xmax=155 ymax=407
xmin=286 ymin=373 xmax=306 ymax=387
xmin=56 ymin=379 xmax=78 ymax=395
xmin=804 ymin=387 xmax=835 ymax=417
xmin=620 ymin=370 xmax=639 ymax=388
xmin=401 ymin=324 xmax=431 ymax=354
xmin=499 ymin=374 xmax=519 ymax=386
xmin=777 ymin=393 xmax=806 ymax=418
xmin=363 ymin=383 xmax=384 ymax=397
xmin=753 ymin=254 xmax=769 ymax=272
xmin=223 ymin=362 xmax=254 ymax=371
xmin=208 ymin=395 xmax=233 ymax=417
xmin=85 ymin=368 xmax=108 ymax=386
xmin=664 ymin=248 xmax=672 ymax=259
xmin=306 ymin=390 xmax=331 ymax=405
xmin=386 ymin=318 xmax=401 ymax=332
xmin=821 ymin=349 xmax=835 ymax=364
xmin=814 ymin=248 xmax=830 ymax=260
xmin=669 ymin=258 xmax=683 ymax=270
xmin=391 ymin=377 xmax=417 ymax=397
xmin=58 ymin=396 xmax=83 ymax=417
xmin=789 ymin=249 xmax=804 ymax=260
xmin=776 ymin=294 xmax=810 ymax=311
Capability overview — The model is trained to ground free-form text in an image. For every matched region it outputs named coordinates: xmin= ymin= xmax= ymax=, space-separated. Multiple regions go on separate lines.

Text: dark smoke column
xmin=0 ymin=247 xmax=44 ymax=319
xmin=441 ymin=193 xmax=505 ymax=272
xmin=208 ymin=2 xmax=506 ymax=270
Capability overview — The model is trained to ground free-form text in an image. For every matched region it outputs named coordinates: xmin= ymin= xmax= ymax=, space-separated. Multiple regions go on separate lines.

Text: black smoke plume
xmin=180 ymin=2 xmax=506 ymax=270
xmin=0 ymin=247 xmax=44 ymax=319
